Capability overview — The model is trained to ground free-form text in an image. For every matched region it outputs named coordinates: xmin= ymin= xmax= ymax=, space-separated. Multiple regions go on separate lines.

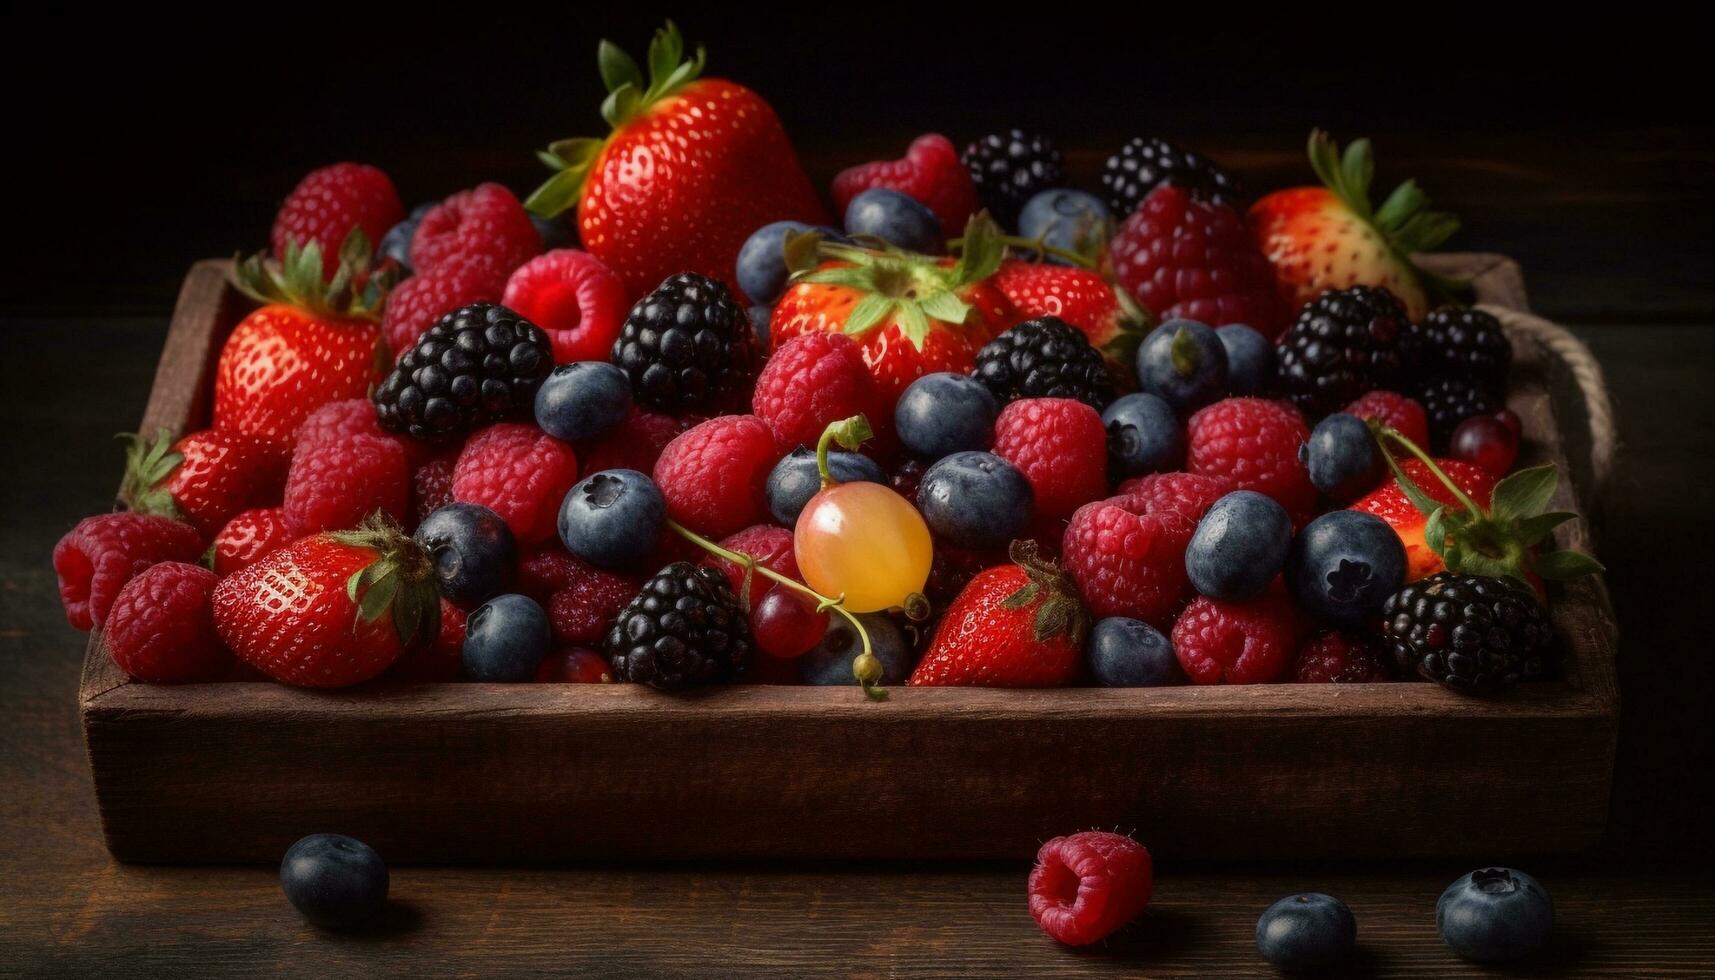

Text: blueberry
xmin=558 ymin=469 xmax=666 ymax=570
xmin=1286 ymin=510 xmax=1406 ymax=625
xmin=1304 ymin=412 xmax=1384 ymax=502
xmin=844 ymin=188 xmax=944 ymax=254
xmin=1016 ymin=189 xmax=1111 ymax=264
xmin=748 ymin=305 xmax=773 ymax=351
xmin=530 ymin=211 xmax=578 ymax=251
xmin=1102 ymin=392 xmax=1184 ymax=478
xmin=915 ymin=451 xmax=1032 ymax=550
xmin=462 ymin=593 xmax=550 ymax=681
xmin=766 ymin=448 xmax=887 ymax=526
xmin=1437 ymin=868 xmax=1553 ymax=963
xmin=1215 ymin=323 xmax=1275 ymax=396
xmin=1186 ymin=491 xmax=1293 ymax=602
xmin=736 ymin=221 xmax=843 ymax=305
xmin=1255 ymin=892 xmax=1357 ymax=970
xmin=800 ymin=613 xmax=913 ymax=685
xmin=280 ymin=833 xmax=389 ymax=928
xmin=534 ymin=361 xmax=633 ymax=443
xmin=1087 ymin=617 xmax=1180 ymax=686
xmin=1135 ymin=319 xmax=1229 ymax=412
xmin=413 ymin=502 xmax=518 ymax=606
xmin=895 ymin=372 xmax=999 ymax=460
xmin=378 ymin=202 xmax=434 ymax=274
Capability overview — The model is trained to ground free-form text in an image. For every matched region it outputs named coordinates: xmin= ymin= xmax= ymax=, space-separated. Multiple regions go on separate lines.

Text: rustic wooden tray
xmin=79 ymin=255 xmax=1619 ymax=864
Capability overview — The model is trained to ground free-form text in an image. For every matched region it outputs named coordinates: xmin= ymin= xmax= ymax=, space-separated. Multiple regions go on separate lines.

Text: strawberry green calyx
xmin=330 ymin=515 xmax=439 ymax=649
xmin=526 ymin=21 xmax=707 ymax=218
xmin=1000 ymin=539 xmax=1090 ymax=649
xmin=1368 ymin=421 xmax=1604 ymax=588
xmin=234 ymin=227 xmax=393 ymax=321
xmin=1307 ymin=129 xmax=1464 ymax=298
xmin=116 ymin=429 xmax=184 ymax=520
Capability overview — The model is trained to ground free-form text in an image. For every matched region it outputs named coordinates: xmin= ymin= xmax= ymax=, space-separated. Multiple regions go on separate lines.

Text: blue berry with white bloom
xmin=1215 ymin=323 xmax=1274 ymax=395
xmin=915 ymin=451 xmax=1032 ymax=550
xmin=1135 ymin=319 xmax=1229 ymax=412
xmin=1438 ymin=868 xmax=1553 ymax=963
xmin=1102 ymin=392 xmax=1184 ymax=477
xmin=844 ymin=188 xmax=943 ymax=254
xmin=558 ymin=469 xmax=666 ymax=570
xmin=1017 ymin=189 xmax=1111 ymax=264
xmin=534 ymin=361 xmax=632 ymax=443
xmin=1087 ymin=617 xmax=1179 ymax=686
xmin=767 ymin=448 xmax=887 ymax=526
xmin=462 ymin=593 xmax=550 ymax=681
xmin=280 ymin=833 xmax=390 ymax=928
xmin=1304 ymin=412 xmax=1383 ymax=502
xmin=895 ymin=372 xmax=998 ymax=460
xmin=1186 ymin=491 xmax=1292 ymax=601
xmin=1286 ymin=510 xmax=1406 ymax=625
xmin=1255 ymin=893 xmax=1357 ymax=970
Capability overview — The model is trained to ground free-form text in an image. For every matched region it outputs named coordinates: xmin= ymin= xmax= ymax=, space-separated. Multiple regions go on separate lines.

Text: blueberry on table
xmin=1135 ymin=319 xmax=1229 ymax=412
xmin=1255 ymin=892 xmax=1357 ymax=970
xmin=1214 ymin=323 xmax=1275 ymax=396
xmin=915 ymin=451 xmax=1033 ymax=550
xmin=413 ymin=502 xmax=518 ymax=606
xmin=1287 ymin=510 xmax=1407 ymax=626
xmin=1102 ymin=392 xmax=1184 ymax=478
xmin=1438 ymin=867 xmax=1553 ymax=963
xmin=843 ymin=188 xmax=944 ymax=254
xmin=1185 ymin=491 xmax=1293 ymax=602
xmin=1087 ymin=617 xmax=1179 ymax=687
xmin=766 ymin=447 xmax=887 ymax=526
xmin=280 ymin=833 xmax=389 ymax=929
xmin=1304 ymin=412 xmax=1384 ymax=502
xmin=735 ymin=220 xmax=843 ymax=305
xmin=558 ymin=469 xmax=666 ymax=570
xmin=534 ymin=361 xmax=633 ymax=443
xmin=800 ymin=613 xmax=913 ymax=685
xmin=1017 ymin=189 xmax=1111 ymax=264
xmin=894 ymin=372 xmax=999 ymax=461
xmin=462 ymin=593 xmax=551 ymax=681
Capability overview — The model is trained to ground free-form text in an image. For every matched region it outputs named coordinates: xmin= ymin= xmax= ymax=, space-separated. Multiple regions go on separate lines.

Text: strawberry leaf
xmin=1422 ymin=505 xmax=1450 ymax=559
xmin=951 ymin=212 xmax=1004 ymax=285
xmin=841 ymin=295 xmax=895 ymax=338
xmin=1514 ymin=511 xmax=1578 ymax=547
xmin=1490 ymin=465 xmax=1558 ymax=524
xmin=917 ymin=289 xmax=970 ymax=325
xmin=894 ymin=302 xmax=931 ymax=349
xmin=525 ymin=166 xmax=590 ymax=219
xmin=1533 ymin=549 xmax=1606 ymax=580
xmin=598 ymin=39 xmax=643 ymax=93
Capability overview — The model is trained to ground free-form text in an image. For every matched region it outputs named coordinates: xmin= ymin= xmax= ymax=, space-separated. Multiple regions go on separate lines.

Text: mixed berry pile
xmin=55 ymin=22 xmax=1602 ymax=700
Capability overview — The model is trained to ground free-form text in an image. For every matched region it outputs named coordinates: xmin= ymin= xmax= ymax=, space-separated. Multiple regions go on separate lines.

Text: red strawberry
xmin=118 ymin=429 xmax=287 ymax=539
xmin=1349 ymin=457 xmax=1495 ymax=581
xmin=270 ymin=162 xmax=403 ymax=281
xmin=526 ymin=22 xmax=825 ymax=298
xmin=909 ymin=541 xmax=1088 ymax=687
xmin=1250 ymin=131 xmax=1459 ymax=321
xmin=831 ymin=133 xmax=977 ymax=234
xmin=211 ymin=507 xmax=295 ymax=577
xmin=990 ymin=259 xmax=1149 ymax=381
xmin=212 ymin=518 xmax=438 ymax=688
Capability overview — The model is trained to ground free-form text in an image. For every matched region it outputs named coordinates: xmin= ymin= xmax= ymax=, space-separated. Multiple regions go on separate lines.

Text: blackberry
xmin=1276 ymin=286 xmax=1421 ymax=420
xmin=972 ymin=316 xmax=1115 ymax=410
xmin=960 ymin=130 xmax=1064 ymax=228
xmin=1417 ymin=375 xmax=1501 ymax=450
xmin=1101 ymin=136 xmax=1243 ymax=216
xmin=603 ymin=561 xmax=751 ymax=690
xmin=611 ymin=272 xmax=752 ymax=414
xmin=1421 ymin=306 xmax=1512 ymax=392
xmin=1380 ymin=572 xmax=1554 ymax=695
xmin=373 ymin=303 xmax=552 ymax=443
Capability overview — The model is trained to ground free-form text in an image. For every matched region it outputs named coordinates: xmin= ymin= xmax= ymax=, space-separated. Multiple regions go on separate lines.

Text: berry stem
xmin=948 ymin=233 xmax=1095 ymax=269
xmin=1368 ymin=421 xmax=1486 ymax=518
xmin=814 ymin=414 xmax=874 ymax=489
xmin=665 ymin=519 xmax=887 ymax=701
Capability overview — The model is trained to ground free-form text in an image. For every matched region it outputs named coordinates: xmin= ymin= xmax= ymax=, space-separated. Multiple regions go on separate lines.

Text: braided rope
xmin=1478 ymin=303 xmax=1617 ymax=490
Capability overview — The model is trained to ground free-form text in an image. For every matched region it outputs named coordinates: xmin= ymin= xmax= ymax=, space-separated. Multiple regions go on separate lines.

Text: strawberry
xmin=525 ymin=22 xmax=825 ymax=299
xmin=118 ymin=428 xmax=288 ymax=539
xmin=909 ymin=541 xmax=1089 ymax=687
xmin=1250 ymin=130 xmax=1460 ymax=321
xmin=990 ymin=259 xmax=1150 ymax=381
xmin=770 ymin=216 xmax=1016 ymax=402
xmin=1350 ymin=456 xmax=1495 ymax=581
xmin=212 ymin=517 xmax=438 ymax=689
xmin=215 ymin=233 xmax=393 ymax=456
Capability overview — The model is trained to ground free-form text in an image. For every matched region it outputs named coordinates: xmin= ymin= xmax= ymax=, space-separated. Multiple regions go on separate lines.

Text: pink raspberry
xmin=752 ymin=332 xmax=884 ymax=452
xmin=1343 ymin=389 xmax=1430 ymax=449
xmin=1294 ymin=629 xmax=1390 ymax=683
xmin=1062 ymin=493 xmax=1198 ymax=627
xmin=1186 ymin=397 xmax=1316 ymax=523
xmin=211 ymin=507 xmax=295 ymax=577
xmin=53 ymin=513 xmax=204 ymax=631
xmin=103 ymin=561 xmax=231 ymax=683
xmin=653 ymin=415 xmax=779 ymax=538
xmin=831 ymin=133 xmax=978 ymax=235
xmin=581 ymin=408 xmax=687 ymax=475
xmin=282 ymin=433 xmax=411 ymax=536
xmin=699 ymin=524 xmax=801 ymax=610
xmin=411 ymin=451 xmax=458 ymax=524
xmin=1028 ymin=831 xmax=1154 ymax=946
xmin=452 ymin=423 xmax=580 ymax=548
xmin=549 ymin=561 xmax=641 ymax=645
xmin=1114 ymin=471 xmax=1233 ymax=523
xmin=270 ymin=162 xmax=403 ymax=280
xmin=993 ymin=398 xmax=1108 ymax=519
xmin=382 ymin=252 xmax=509 ymax=356
xmin=1171 ymin=587 xmax=1300 ymax=685
xmin=392 ymin=599 xmax=467 ymax=682
xmin=410 ymin=182 xmax=541 ymax=276
xmin=502 ymin=249 xmax=630 ymax=364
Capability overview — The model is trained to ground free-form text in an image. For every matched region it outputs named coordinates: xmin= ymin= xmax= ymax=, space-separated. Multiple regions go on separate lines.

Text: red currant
xmin=1449 ymin=416 xmax=1519 ymax=476
xmin=1493 ymin=408 xmax=1522 ymax=439
xmin=750 ymin=586 xmax=829 ymax=659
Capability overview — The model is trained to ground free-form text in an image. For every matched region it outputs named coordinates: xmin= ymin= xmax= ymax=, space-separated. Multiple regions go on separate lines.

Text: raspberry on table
xmin=452 ymin=423 xmax=580 ymax=548
xmin=547 ymin=561 xmax=642 ymax=645
xmin=502 ymin=249 xmax=630 ymax=364
xmin=700 ymin=524 xmax=801 ymax=610
xmin=1171 ymin=587 xmax=1301 ymax=684
xmin=53 ymin=513 xmax=204 ymax=631
xmin=652 ymin=415 xmax=780 ymax=539
xmin=1062 ymin=491 xmax=1200 ymax=627
xmin=411 ymin=451 xmax=458 ymax=524
xmin=1343 ymin=390 xmax=1430 ymax=449
xmin=1294 ymin=628 xmax=1390 ymax=683
xmin=409 ymin=182 xmax=541 ymax=276
xmin=382 ymin=252 xmax=509 ymax=357
xmin=212 ymin=507 xmax=295 ymax=577
xmin=580 ymin=408 xmax=687 ymax=475
xmin=1187 ymin=397 xmax=1317 ymax=524
xmin=1109 ymin=185 xmax=1286 ymax=338
xmin=1028 ymin=830 xmax=1153 ymax=946
xmin=282 ymin=433 xmax=412 ymax=537
xmin=992 ymin=398 xmax=1109 ymax=519
xmin=270 ymin=162 xmax=404 ymax=280
xmin=102 ymin=561 xmax=231 ymax=683
xmin=751 ymin=332 xmax=883 ymax=452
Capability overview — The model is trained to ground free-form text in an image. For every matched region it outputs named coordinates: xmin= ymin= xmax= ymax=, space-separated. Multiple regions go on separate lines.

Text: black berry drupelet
xmin=1101 ymin=136 xmax=1243 ymax=217
xmin=611 ymin=273 xmax=753 ymax=414
xmin=373 ymin=303 xmax=552 ymax=443
xmin=1416 ymin=375 xmax=1502 ymax=450
xmin=1276 ymin=285 xmax=1422 ymax=420
xmin=960 ymin=131 xmax=1064 ymax=228
xmin=604 ymin=561 xmax=752 ymax=690
xmin=972 ymin=316 xmax=1115 ymax=410
xmin=1380 ymin=572 xmax=1553 ymax=695
xmin=1421 ymin=306 xmax=1512 ymax=392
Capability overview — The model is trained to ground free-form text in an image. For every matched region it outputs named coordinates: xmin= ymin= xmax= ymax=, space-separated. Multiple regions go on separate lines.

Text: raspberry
xmin=1028 ymin=831 xmax=1153 ymax=946
xmin=411 ymin=451 xmax=458 ymax=524
xmin=501 ymin=249 xmax=629 ymax=364
xmin=282 ymin=434 xmax=411 ymax=536
xmin=1171 ymin=587 xmax=1300 ymax=684
xmin=212 ymin=507 xmax=294 ymax=577
xmin=1343 ymin=390 xmax=1430 ymax=449
xmin=103 ymin=562 xmax=231 ymax=683
xmin=546 ymin=560 xmax=641 ymax=645
xmin=294 ymin=398 xmax=388 ymax=450
xmin=392 ymin=599 xmax=467 ymax=682
xmin=270 ymin=162 xmax=404 ymax=280
xmin=752 ymin=332 xmax=884 ymax=452
xmin=992 ymin=398 xmax=1108 ymax=519
xmin=1109 ymin=185 xmax=1287 ymax=338
xmin=1186 ymin=397 xmax=1316 ymax=522
xmin=381 ymin=252 xmax=510 ymax=356
xmin=515 ymin=547 xmax=585 ymax=603
xmin=53 ymin=513 xmax=204 ymax=631
xmin=451 ymin=423 xmax=580 ymax=548
xmin=653 ymin=415 xmax=779 ymax=538
xmin=831 ymin=133 xmax=978 ymax=234
xmin=410 ymin=183 xmax=541 ymax=277
xmin=1113 ymin=471 xmax=1233 ymax=523
xmin=1062 ymin=491 xmax=1200 ymax=627
xmin=699 ymin=524 xmax=801 ymax=610
xmin=1294 ymin=628 xmax=1390 ymax=683
xmin=581 ymin=408 xmax=687 ymax=475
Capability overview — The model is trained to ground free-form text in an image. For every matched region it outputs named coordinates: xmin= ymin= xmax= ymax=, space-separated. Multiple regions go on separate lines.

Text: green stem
xmin=1372 ymin=423 xmax=1487 ymax=518
xmin=948 ymin=234 xmax=1095 ymax=270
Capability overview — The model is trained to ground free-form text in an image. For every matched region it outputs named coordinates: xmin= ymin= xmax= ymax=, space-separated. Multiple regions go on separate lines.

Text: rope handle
xmin=1478 ymin=304 xmax=1617 ymax=491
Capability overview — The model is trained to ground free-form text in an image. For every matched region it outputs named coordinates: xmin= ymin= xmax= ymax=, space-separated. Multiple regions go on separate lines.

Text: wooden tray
xmin=79 ymin=256 xmax=1619 ymax=863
